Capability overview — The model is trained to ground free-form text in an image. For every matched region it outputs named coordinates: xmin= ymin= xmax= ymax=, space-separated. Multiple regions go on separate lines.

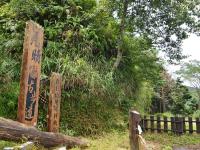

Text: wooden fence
xmin=140 ymin=116 xmax=200 ymax=134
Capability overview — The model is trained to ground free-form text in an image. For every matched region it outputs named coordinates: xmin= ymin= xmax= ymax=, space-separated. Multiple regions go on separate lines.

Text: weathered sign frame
xmin=18 ymin=20 xmax=44 ymax=126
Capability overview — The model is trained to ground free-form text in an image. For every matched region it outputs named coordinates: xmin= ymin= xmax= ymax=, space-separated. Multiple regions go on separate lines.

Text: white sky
xmin=165 ymin=34 xmax=200 ymax=86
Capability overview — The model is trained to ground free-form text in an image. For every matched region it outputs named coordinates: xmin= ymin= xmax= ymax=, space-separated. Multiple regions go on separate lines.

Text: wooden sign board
xmin=48 ymin=73 xmax=62 ymax=132
xmin=18 ymin=21 xmax=44 ymax=126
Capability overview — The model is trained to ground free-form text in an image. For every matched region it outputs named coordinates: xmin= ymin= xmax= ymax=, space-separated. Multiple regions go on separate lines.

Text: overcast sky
xmin=165 ymin=34 xmax=200 ymax=86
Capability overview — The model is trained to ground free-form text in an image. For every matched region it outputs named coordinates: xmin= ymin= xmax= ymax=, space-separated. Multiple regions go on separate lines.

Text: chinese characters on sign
xmin=48 ymin=73 xmax=62 ymax=132
xmin=18 ymin=21 xmax=44 ymax=126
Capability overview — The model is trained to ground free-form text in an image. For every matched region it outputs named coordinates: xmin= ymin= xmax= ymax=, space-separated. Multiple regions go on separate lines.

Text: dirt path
xmin=146 ymin=141 xmax=200 ymax=150
xmin=146 ymin=141 xmax=162 ymax=150
xmin=173 ymin=145 xmax=200 ymax=150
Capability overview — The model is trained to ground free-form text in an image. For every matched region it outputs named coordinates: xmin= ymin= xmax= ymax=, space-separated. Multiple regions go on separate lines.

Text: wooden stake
xmin=48 ymin=73 xmax=62 ymax=132
xmin=18 ymin=21 xmax=44 ymax=126
xmin=129 ymin=110 xmax=141 ymax=150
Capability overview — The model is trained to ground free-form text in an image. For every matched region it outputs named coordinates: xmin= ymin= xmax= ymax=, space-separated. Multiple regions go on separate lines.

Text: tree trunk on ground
xmin=0 ymin=117 xmax=88 ymax=148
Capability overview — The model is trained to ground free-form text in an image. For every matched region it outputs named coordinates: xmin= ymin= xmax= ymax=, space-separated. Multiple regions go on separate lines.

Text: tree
xmin=105 ymin=0 xmax=200 ymax=67
xmin=170 ymin=78 xmax=196 ymax=115
xmin=151 ymin=70 xmax=174 ymax=113
xmin=151 ymin=71 xmax=197 ymax=115
xmin=177 ymin=60 xmax=200 ymax=108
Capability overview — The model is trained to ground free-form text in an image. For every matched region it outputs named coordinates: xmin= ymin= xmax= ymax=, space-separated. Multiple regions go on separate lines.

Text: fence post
xmin=175 ymin=117 xmax=178 ymax=134
xmin=177 ymin=117 xmax=183 ymax=135
xmin=171 ymin=117 xmax=175 ymax=133
xmin=182 ymin=117 xmax=186 ymax=133
xmin=150 ymin=116 xmax=154 ymax=132
xmin=157 ymin=116 xmax=161 ymax=133
xmin=188 ymin=117 xmax=193 ymax=134
xmin=129 ymin=110 xmax=141 ymax=150
xmin=164 ymin=117 xmax=168 ymax=133
xmin=140 ymin=117 xmax=144 ymax=131
xmin=196 ymin=118 xmax=200 ymax=134
xmin=144 ymin=116 xmax=148 ymax=132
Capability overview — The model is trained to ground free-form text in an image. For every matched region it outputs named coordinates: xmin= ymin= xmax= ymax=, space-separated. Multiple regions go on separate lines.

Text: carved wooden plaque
xmin=48 ymin=73 xmax=62 ymax=132
xmin=18 ymin=21 xmax=44 ymax=126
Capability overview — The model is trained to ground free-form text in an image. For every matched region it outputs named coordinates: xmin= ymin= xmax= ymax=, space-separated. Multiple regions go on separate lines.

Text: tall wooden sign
xmin=18 ymin=21 xmax=44 ymax=126
xmin=48 ymin=73 xmax=62 ymax=132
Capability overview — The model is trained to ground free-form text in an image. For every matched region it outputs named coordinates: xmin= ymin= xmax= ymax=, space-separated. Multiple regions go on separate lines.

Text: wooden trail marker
xmin=18 ymin=21 xmax=44 ymax=126
xmin=48 ymin=73 xmax=62 ymax=132
xmin=129 ymin=110 xmax=141 ymax=150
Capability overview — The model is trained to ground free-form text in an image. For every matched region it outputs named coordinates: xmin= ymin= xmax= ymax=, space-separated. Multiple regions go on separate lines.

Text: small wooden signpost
xmin=18 ymin=21 xmax=44 ymax=126
xmin=48 ymin=73 xmax=62 ymax=132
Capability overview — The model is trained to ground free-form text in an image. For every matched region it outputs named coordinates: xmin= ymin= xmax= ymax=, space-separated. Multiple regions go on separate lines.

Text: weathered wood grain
xmin=18 ymin=21 xmax=44 ymax=126
xmin=48 ymin=73 xmax=62 ymax=133
xmin=0 ymin=117 xmax=88 ymax=148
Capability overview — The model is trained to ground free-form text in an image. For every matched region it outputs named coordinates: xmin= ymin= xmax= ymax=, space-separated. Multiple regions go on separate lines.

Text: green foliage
xmin=0 ymin=0 xmax=198 ymax=136
xmin=0 ymin=82 xmax=19 ymax=119
xmin=177 ymin=60 xmax=200 ymax=107
xmin=0 ymin=141 xmax=17 ymax=150
xmin=193 ymin=110 xmax=200 ymax=118
xmin=106 ymin=0 xmax=200 ymax=63
xmin=59 ymin=94 xmax=124 ymax=135
xmin=169 ymin=79 xmax=197 ymax=115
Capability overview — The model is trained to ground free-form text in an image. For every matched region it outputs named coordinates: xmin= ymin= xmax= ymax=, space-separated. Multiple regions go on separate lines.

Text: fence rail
xmin=140 ymin=116 xmax=200 ymax=134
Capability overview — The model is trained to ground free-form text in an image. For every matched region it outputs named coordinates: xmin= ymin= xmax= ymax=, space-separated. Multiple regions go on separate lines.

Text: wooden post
xmin=48 ymin=73 xmax=62 ymax=132
xmin=175 ymin=117 xmax=178 ymax=134
xmin=196 ymin=118 xmax=200 ymax=134
xmin=157 ymin=116 xmax=161 ymax=133
xmin=171 ymin=117 xmax=175 ymax=133
xmin=129 ymin=110 xmax=141 ymax=150
xmin=176 ymin=117 xmax=183 ymax=135
xmin=150 ymin=115 xmax=154 ymax=132
xmin=182 ymin=117 xmax=186 ymax=133
xmin=188 ymin=117 xmax=193 ymax=134
xmin=18 ymin=21 xmax=44 ymax=126
xmin=140 ymin=118 xmax=144 ymax=131
xmin=144 ymin=116 xmax=148 ymax=132
xmin=164 ymin=117 xmax=168 ymax=133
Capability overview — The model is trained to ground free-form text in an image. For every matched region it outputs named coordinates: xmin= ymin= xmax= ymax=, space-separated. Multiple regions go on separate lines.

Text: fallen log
xmin=0 ymin=117 xmax=88 ymax=148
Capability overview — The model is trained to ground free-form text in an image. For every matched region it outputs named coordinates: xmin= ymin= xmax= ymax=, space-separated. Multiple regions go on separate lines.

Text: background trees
xmin=177 ymin=60 xmax=200 ymax=108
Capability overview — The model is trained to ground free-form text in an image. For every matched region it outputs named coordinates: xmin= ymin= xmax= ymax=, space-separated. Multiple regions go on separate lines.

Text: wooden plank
xmin=17 ymin=20 xmax=44 ymax=126
xmin=164 ymin=117 xmax=168 ymax=133
xmin=157 ymin=116 xmax=161 ymax=133
xmin=150 ymin=115 xmax=154 ymax=132
xmin=129 ymin=110 xmax=140 ymax=150
xmin=196 ymin=118 xmax=200 ymax=134
xmin=175 ymin=117 xmax=178 ymax=134
xmin=144 ymin=116 xmax=148 ymax=132
xmin=182 ymin=117 xmax=186 ymax=133
xmin=176 ymin=117 xmax=183 ymax=135
xmin=188 ymin=117 xmax=193 ymax=134
xmin=48 ymin=73 xmax=62 ymax=132
xmin=171 ymin=117 xmax=175 ymax=133
xmin=140 ymin=118 xmax=144 ymax=131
